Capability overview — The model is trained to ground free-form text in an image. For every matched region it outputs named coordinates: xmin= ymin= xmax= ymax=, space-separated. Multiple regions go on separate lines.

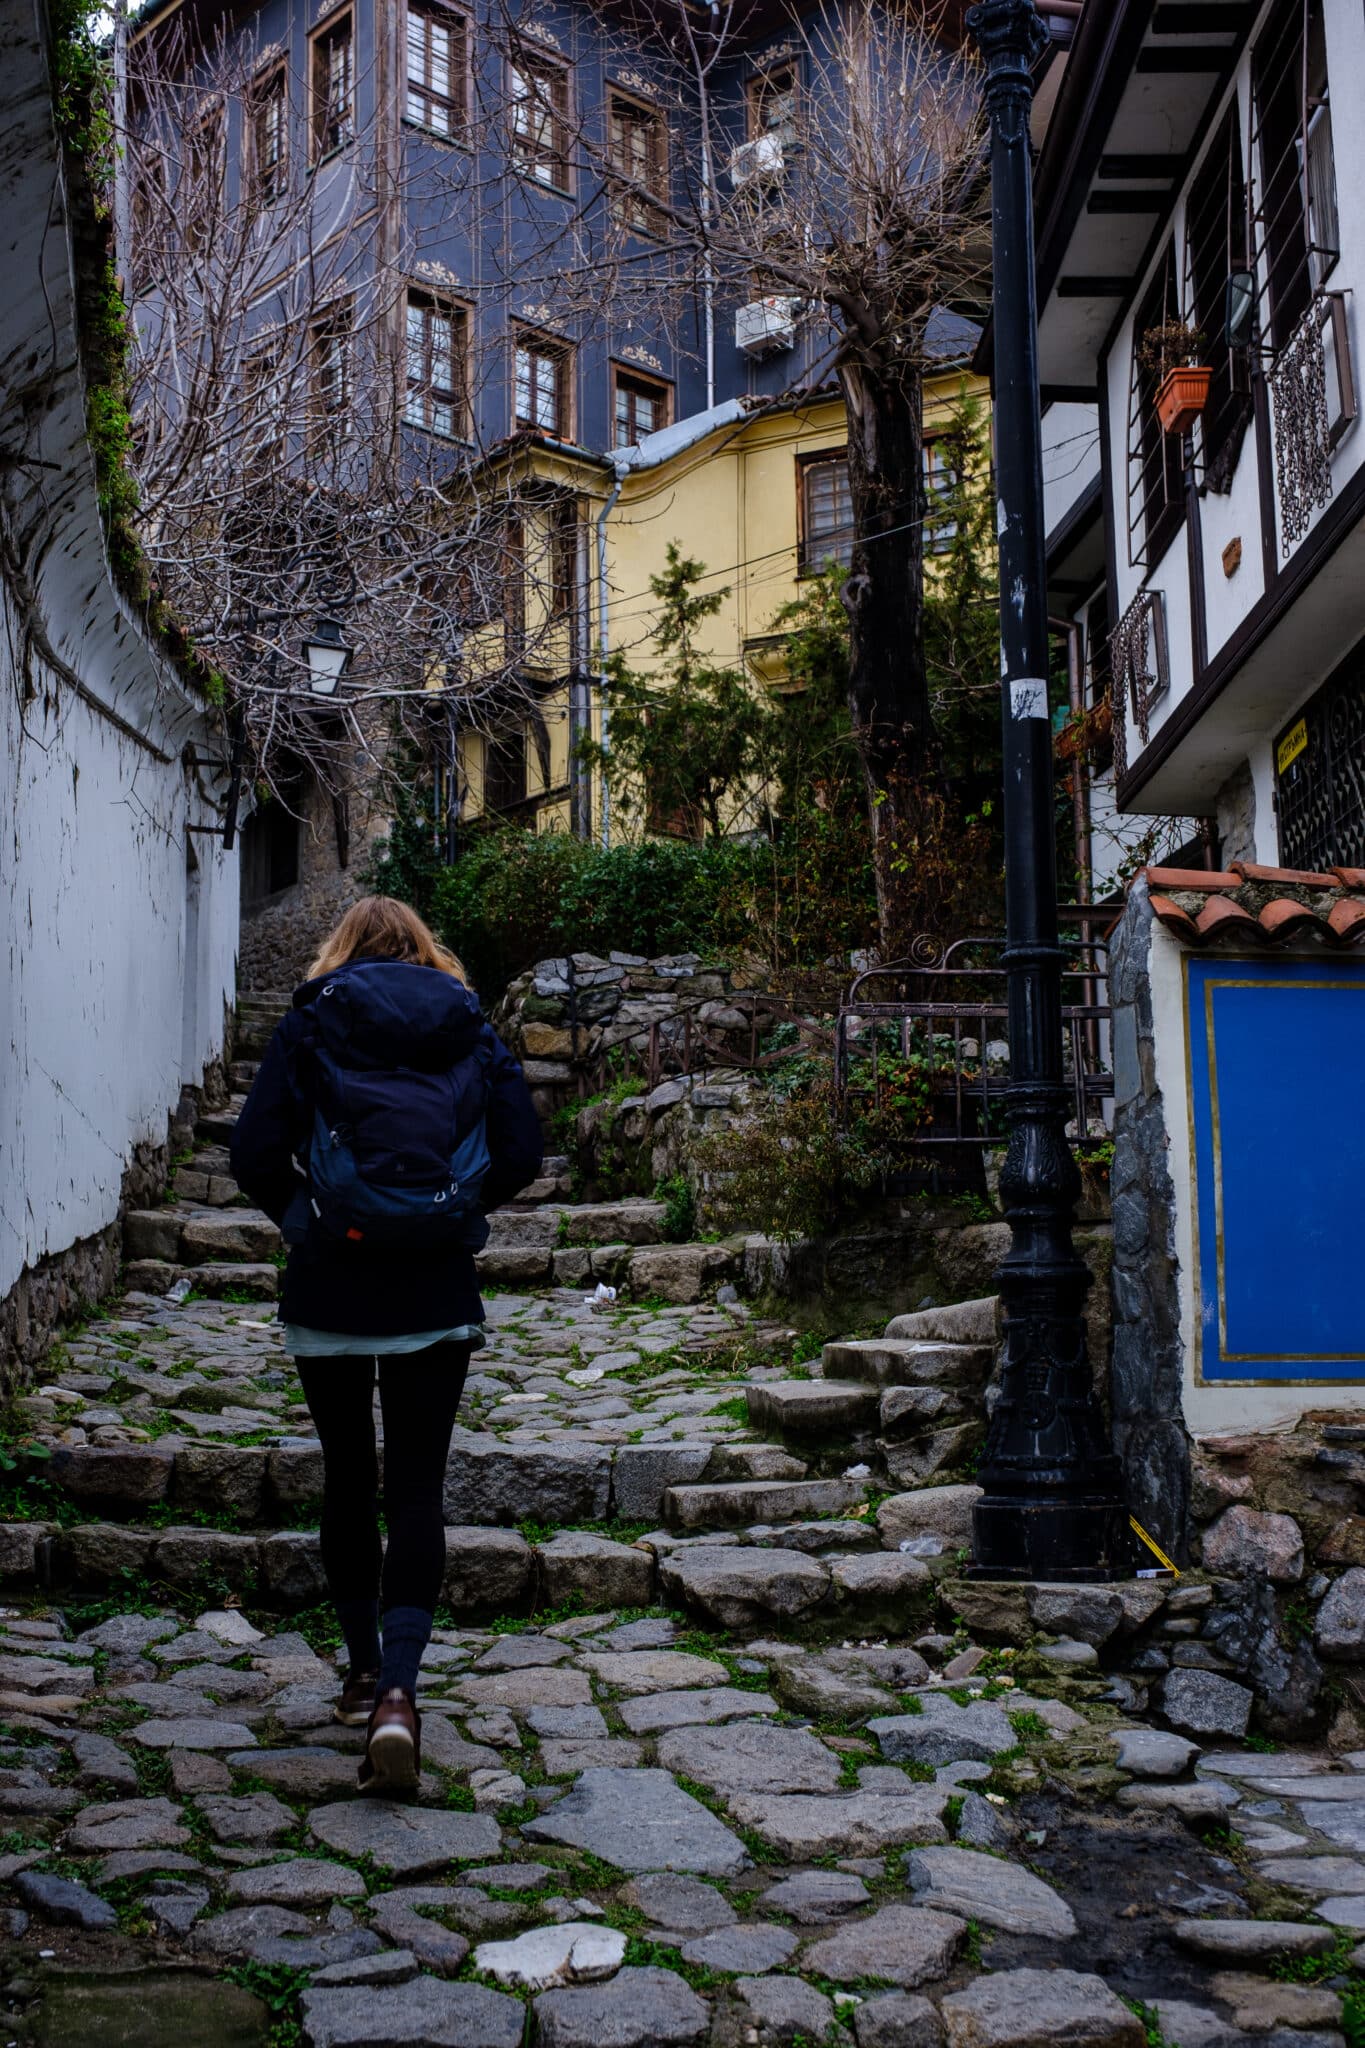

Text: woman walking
xmin=231 ymin=896 xmax=542 ymax=1793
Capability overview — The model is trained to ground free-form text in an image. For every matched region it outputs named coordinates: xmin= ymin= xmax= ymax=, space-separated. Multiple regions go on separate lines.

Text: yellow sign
xmin=1277 ymin=719 xmax=1308 ymax=775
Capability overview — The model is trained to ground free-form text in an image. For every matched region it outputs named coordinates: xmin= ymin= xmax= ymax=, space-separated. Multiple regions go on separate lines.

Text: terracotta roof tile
xmin=1145 ymin=867 xmax=1242 ymax=891
xmin=1328 ymin=898 xmax=1365 ymax=943
xmin=1257 ymin=898 xmax=1321 ymax=942
xmin=1230 ymin=861 xmax=1340 ymax=887
xmin=1195 ymin=896 xmax=1263 ymax=942
xmin=1149 ymin=893 xmax=1204 ymax=943
xmin=1140 ymin=861 xmax=1365 ymax=950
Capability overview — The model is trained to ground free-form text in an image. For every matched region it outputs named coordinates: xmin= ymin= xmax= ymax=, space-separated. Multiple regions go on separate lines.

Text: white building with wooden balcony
xmin=1035 ymin=0 xmax=1363 ymax=871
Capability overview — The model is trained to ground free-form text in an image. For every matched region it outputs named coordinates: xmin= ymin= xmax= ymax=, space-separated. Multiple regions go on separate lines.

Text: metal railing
xmin=834 ymin=915 xmax=1116 ymax=1151
xmin=570 ymin=973 xmax=833 ymax=1099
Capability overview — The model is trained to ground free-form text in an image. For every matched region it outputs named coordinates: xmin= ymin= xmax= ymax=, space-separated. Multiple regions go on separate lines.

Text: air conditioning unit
xmin=728 ymin=134 xmax=784 ymax=188
xmin=735 ymin=296 xmax=797 ymax=357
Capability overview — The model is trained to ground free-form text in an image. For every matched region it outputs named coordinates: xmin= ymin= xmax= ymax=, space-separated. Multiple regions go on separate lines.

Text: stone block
xmin=626 ymin=1244 xmax=734 ymax=1304
xmin=189 ymin=1263 xmax=280 ymax=1300
xmin=552 ymin=1250 xmax=592 ymax=1286
xmin=878 ymin=1488 xmax=981 ymax=1553
xmin=829 ymin=1552 xmax=934 ymax=1630
xmin=610 ymin=1444 xmax=711 ymax=1522
xmin=153 ymin=1528 xmax=261 ymax=1593
xmin=260 ymin=1531 xmax=328 ymax=1605
xmin=59 ymin=1523 xmax=157 ymax=1586
xmin=1161 ymin=1668 xmax=1253 ymax=1738
xmin=658 ymin=1545 xmax=830 ymax=1628
xmin=474 ymin=1246 xmax=554 ymax=1286
xmin=537 ymin=1532 xmax=655 ymax=1609
xmin=174 ymin=1446 xmax=269 ymax=1521
xmin=122 ymin=1211 xmax=185 ymax=1262
xmin=1201 ymin=1506 xmax=1305 ymax=1585
xmin=521 ymin=1024 xmax=577 ymax=1058
xmin=1317 ymin=1569 xmax=1365 ymax=1660
xmin=0 ymin=1522 xmax=53 ymax=1583
xmin=180 ymin=1213 xmax=282 ymax=1263
xmin=444 ymin=1437 xmax=610 ymax=1527
xmin=443 ymin=1526 xmax=536 ymax=1615
xmin=49 ymin=1443 xmax=174 ymax=1508
xmin=269 ymin=1444 xmax=326 ymax=1507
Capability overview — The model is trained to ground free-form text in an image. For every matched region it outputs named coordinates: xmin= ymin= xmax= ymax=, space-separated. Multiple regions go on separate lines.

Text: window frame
xmin=1250 ymin=0 xmax=1339 ymax=356
xmin=611 ymin=364 xmax=672 ymax=449
xmin=607 ymin=87 xmax=667 ymax=235
xmin=513 ymin=327 xmax=573 ymax=440
xmin=1185 ymin=103 xmax=1252 ymax=492
xmin=182 ymin=102 xmax=225 ymax=255
xmin=746 ymin=61 xmax=798 ymax=145
xmin=548 ymin=493 xmax=579 ymax=622
xmin=310 ymin=298 xmax=353 ymax=434
xmin=1126 ymin=242 xmax=1186 ymax=569
xmin=508 ymin=43 xmax=572 ymax=193
xmin=796 ymin=448 xmax=854 ymax=575
xmin=247 ymin=60 xmax=288 ymax=208
xmin=310 ymin=10 xmax=355 ymax=163
xmin=405 ymin=286 xmax=469 ymax=440
xmin=921 ymin=434 xmax=961 ymax=555
xmin=405 ymin=0 xmax=469 ymax=140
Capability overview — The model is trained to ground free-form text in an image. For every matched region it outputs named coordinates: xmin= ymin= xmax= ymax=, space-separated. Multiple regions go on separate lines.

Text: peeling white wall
xmin=0 ymin=0 xmax=238 ymax=1306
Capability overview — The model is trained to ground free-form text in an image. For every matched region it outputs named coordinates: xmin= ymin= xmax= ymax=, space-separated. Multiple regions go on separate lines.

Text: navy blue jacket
xmin=230 ymin=958 xmax=543 ymax=1336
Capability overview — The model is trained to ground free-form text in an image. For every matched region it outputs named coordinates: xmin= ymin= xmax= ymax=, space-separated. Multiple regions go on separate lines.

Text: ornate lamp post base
xmin=967 ymin=0 xmax=1133 ymax=1584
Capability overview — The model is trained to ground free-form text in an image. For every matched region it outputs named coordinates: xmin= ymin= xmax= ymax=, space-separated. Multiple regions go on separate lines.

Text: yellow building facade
xmin=456 ymin=365 xmax=989 ymax=839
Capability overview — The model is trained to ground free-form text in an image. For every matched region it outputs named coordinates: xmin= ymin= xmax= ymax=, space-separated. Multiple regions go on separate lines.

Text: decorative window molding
xmin=1268 ymin=290 xmax=1357 ymax=551
xmin=1108 ymin=588 xmax=1169 ymax=769
xmin=620 ymin=343 xmax=663 ymax=372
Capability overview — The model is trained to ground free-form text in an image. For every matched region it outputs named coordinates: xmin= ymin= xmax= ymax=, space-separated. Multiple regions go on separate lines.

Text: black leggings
xmin=297 ymin=1341 xmax=472 ymax=1615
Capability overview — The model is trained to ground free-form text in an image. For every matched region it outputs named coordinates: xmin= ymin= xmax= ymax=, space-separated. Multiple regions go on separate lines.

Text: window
xmin=515 ymin=331 xmax=570 ymax=437
xmin=510 ymin=50 xmax=569 ymax=189
xmin=1186 ymin=107 xmax=1251 ymax=491
xmin=243 ymin=347 xmax=286 ymax=471
xmin=311 ymin=302 xmax=352 ymax=424
xmin=549 ymin=495 xmax=578 ymax=620
xmin=311 ymin=14 xmax=354 ymax=160
xmin=183 ymin=106 xmax=224 ymax=254
xmin=608 ymin=92 xmax=666 ymax=232
xmin=406 ymin=289 xmax=467 ymax=437
xmin=407 ymin=1 xmax=467 ymax=136
xmin=1251 ymin=0 xmax=1338 ymax=353
xmin=747 ymin=62 xmax=797 ymax=144
xmin=484 ymin=730 xmax=528 ymax=812
xmin=248 ymin=63 xmax=287 ymax=206
xmin=1126 ymin=244 xmax=1184 ymax=566
xmin=922 ymin=436 xmax=960 ymax=554
xmin=612 ymin=367 xmax=670 ymax=448
xmin=798 ymin=452 xmax=853 ymax=572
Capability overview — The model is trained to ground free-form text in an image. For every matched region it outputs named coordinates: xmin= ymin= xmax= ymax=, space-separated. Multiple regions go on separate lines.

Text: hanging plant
xmin=1138 ymin=318 xmax=1211 ymax=435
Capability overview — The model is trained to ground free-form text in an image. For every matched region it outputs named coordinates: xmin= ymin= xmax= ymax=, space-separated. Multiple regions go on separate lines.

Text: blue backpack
xmin=288 ymin=961 xmax=494 ymax=1251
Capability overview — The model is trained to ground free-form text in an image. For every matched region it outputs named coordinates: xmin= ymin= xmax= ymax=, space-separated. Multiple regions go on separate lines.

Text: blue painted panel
xmin=1187 ymin=956 xmax=1365 ymax=1381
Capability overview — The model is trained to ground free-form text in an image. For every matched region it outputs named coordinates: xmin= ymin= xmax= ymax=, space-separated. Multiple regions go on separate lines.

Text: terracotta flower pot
xmin=1156 ymin=364 xmax=1212 ymax=435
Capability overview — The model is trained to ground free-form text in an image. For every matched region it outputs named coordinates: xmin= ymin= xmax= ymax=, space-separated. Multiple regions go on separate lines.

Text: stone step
xmin=662 ymin=1475 xmax=869 ymax=1531
xmin=475 ymin=1236 xmax=741 ymax=1306
xmin=171 ymin=1164 xmax=241 ymax=1207
xmin=745 ymin=1380 xmax=880 ymax=1440
xmin=228 ymin=1059 xmax=260 ymax=1091
xmin=123 ymin=1205 xmax=282 ymax=1267
xmin=885 ymin=1296 xmax=999 ymax=1345
xmin=485 ymin=1200 xmax=669 ymax=1249
xmin=196 ymin=1096 xmax=247 ymax=1144
xmin=122 ymin=1260 xmax=279 ymax=1300
xmin=821 ymin=1337 xmax=994 ymax=1391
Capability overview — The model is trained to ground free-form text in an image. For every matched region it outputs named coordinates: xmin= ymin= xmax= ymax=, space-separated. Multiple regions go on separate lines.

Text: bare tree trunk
xmin=838 ymin=351 xmax=930 ymax=944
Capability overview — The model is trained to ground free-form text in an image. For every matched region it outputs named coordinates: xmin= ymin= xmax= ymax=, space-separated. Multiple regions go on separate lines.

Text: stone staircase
xmin=5 ymin=1016 xmax=1014 ymax=1634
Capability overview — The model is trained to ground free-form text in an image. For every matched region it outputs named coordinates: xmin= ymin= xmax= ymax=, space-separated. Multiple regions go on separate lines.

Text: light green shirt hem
xmin=285 ymin=1323 xmax=487 ymax=1359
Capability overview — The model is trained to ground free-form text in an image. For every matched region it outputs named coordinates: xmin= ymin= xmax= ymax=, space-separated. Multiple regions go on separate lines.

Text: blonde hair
xmin=308 ymin=896 xmax=469 ymax=983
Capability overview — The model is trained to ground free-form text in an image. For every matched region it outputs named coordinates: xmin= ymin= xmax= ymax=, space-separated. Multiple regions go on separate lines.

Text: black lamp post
xmin=967 ymin=0 xmax=1131 ymax=1582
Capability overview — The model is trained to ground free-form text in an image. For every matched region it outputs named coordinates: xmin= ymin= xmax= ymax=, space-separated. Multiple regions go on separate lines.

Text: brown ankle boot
xmin=357 ymin=1687 xmax=421 ymax=1796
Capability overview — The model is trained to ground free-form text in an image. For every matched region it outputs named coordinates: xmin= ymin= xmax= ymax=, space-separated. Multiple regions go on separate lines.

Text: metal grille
xmin=835 ymin=923 xmax=1114 ymax=1155
xmin=1126 ymin=244 xmax=1183 ymax=568
xmin=1108 ymin=587 xmax=1168 ymax=756
xmin=1276 ymin=655 xmax=1365 ymax=872
xmin=1268 ymin=295 xmax=1334 ymax=549
xmin=1184 ymin=106 xmax=1251 ymax=495
xmin=1249 ymin=0 xmax=1339 ymax=355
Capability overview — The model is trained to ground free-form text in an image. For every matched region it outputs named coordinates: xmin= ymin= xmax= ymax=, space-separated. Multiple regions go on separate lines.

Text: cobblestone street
xmin=4 ymin=1271 xmax=1365 ymax=2047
